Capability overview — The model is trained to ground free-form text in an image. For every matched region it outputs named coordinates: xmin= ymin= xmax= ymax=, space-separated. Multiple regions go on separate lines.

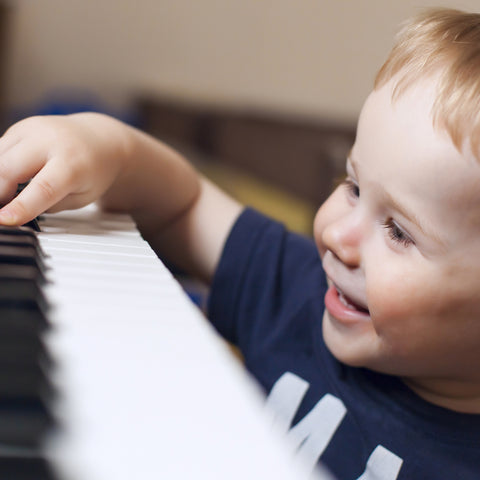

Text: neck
xmin=402 ymin=377 xmax=480 ymax=414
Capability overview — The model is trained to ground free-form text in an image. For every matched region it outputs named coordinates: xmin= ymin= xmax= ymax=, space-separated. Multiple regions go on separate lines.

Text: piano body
xmin=0 ymin=204 xmax=329 ymax=479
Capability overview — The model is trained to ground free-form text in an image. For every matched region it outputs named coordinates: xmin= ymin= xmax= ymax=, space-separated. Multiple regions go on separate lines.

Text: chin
xmin=322 ymin=312 xmax=372 ymax=368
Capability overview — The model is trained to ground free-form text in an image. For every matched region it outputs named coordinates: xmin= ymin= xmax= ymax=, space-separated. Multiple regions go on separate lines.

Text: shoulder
xmin=208 ymin=207 xmax=326 ymax=344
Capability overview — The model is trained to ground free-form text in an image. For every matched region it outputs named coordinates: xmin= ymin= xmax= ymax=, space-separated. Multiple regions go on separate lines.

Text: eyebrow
xmin=348 ymin=155 xmax=448 ymax=250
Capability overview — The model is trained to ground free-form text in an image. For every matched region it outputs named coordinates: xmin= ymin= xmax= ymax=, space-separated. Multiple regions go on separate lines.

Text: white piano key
xmin=37 ymin=204 xmax=327 ymax=480
xmin=39 ymin=234 xmax=150 ymax=248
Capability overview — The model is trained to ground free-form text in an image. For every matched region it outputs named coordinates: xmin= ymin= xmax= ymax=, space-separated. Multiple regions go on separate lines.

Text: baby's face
xmin=314 ymin=76 xmax=480 ymax=389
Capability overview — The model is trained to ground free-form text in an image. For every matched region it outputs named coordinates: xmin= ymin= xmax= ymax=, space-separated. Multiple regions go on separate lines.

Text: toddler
xmin=1 ymin=7 xmax=479 ymax=480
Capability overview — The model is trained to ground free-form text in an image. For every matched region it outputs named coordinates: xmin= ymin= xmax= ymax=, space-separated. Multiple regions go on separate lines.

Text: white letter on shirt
xmin=355 ymin=445 xmax=403 ymax=480
xmin=266 ymin=372 xmax=347 ymax=472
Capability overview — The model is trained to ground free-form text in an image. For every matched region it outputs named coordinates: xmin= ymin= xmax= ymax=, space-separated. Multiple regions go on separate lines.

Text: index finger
xmin=0 ymin=161 xmax=74 ymax=226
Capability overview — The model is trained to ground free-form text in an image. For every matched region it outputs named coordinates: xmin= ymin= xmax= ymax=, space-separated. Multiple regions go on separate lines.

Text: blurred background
xmin=0 ymin=0 xmax=479 ymax=234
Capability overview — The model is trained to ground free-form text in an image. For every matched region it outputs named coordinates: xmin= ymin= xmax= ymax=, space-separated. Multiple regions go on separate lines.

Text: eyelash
xmin=342 ymin=178 xmax=359 ymax=199
xmin=382 ymin=219 xmax=413 ymax=247
xmin=342 ymin=178 xmax=413 ymax=248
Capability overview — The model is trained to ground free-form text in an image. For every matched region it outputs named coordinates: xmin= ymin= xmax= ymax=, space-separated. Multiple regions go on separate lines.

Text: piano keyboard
xmin=0 ymin=204 xmax=325 ymax=480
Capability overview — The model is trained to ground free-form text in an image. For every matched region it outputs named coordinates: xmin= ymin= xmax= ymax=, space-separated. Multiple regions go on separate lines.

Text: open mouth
xmin=336 ymin=286 xmax=369 ymax=315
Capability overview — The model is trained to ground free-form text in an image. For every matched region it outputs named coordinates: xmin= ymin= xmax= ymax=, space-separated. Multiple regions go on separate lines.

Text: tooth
xmin=339 ymin=292 xmax=351 ymax=308
xmin=338 ymin=290 xmax=361 ymax=311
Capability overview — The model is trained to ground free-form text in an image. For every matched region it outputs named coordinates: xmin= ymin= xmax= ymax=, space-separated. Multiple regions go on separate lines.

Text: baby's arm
xmin=0 ymin=112 xmax=242 ymax=282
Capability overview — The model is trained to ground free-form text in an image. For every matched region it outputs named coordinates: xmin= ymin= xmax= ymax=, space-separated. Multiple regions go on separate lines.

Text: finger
xmin=0 ymin=141 xmax=49 ymax=201
xmin=0 ymin=115 xmax=44 ymax=142
xmin=0 ymin=120 xmax=25 ymax=156
xmin=0 ymin=161 xmax=74 ymax=225
xmin=0 ymin=116 xmax=41 ymax=157
xmin=44 ymin=192 xmax=93 ymax=213
xmin=0 ymin=135 xmax=21 ymax=157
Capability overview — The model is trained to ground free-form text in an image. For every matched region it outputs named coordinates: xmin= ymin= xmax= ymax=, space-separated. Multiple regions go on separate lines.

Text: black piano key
xmin=0 ymin=203 xmax=57 ymax=469
xmin=15 ymin=182 xmax=28 ymax=195
xmin=0 ymin=455 xmax=58 ymax=480
xmin=0 ymin=192 xmax=56 ymax=465
xmin=0 ymin=334 xmax=52 ymax=366
xmin=0 ymin=333 xmax=54 ymax=402
xmin=22 ymin=218 xmax=41 ymax=232
xmin=0 ymin=240 xmax=49 ymax=332
xmin=0 ymin=245 xmax=46 ymax=273
xmin=0 ymin=233 xmax=37 ymax=248
xmin=0 ymin=364 xmax=53 ymax=399
xmin=0 ymin=264 xmax=46 ymax=286
xmin=0 ymin=278 xmax=49 ymax=313
xmin=0 ymin=307 xmax=49 ymax=335
xmin=0 ymin=234 xmax=45 ymax=258
xmin=0 ymin=225 xmax=38 ymax=240
xmin=0 ymin=398 xmax=54 ymax=448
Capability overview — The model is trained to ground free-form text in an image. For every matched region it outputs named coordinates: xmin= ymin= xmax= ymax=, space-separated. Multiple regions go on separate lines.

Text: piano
xmin=0 ymin=204 xmax=330 ymax=480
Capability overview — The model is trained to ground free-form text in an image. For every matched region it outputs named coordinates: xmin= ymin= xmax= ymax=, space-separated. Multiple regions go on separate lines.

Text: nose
xmin=320 ymin=208 xmax=362 ymax=268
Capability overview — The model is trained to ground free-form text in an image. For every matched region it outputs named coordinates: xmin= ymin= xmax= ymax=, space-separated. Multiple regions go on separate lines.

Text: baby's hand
xmin=0 ymin=113 xmax=129 ymax=225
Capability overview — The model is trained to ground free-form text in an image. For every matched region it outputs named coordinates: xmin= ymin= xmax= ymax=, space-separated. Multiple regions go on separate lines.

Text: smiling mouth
xmin=336 ymin=287 xmax=370 ymax=314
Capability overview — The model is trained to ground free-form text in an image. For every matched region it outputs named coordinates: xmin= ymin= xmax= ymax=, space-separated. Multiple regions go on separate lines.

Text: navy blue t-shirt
xmin=208 ymin=208 xmax=480 ymax=480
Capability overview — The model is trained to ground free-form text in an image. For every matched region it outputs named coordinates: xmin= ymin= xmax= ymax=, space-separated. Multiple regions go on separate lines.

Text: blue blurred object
xmin=7 ymin=89 xmax=140 ymax=127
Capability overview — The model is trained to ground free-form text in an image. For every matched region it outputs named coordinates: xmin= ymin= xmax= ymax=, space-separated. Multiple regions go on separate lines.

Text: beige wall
xmin=3 ymin=0 xmax=480 ymax=123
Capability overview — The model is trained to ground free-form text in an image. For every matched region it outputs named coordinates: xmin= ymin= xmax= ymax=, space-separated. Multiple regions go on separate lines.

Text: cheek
xmin=368 ymin=264 xmax=467 ymax=324
xmin=365 ymin=263 xmax=435 ymax=333
xmin=364 ymin=262 xmax=470 ymax=364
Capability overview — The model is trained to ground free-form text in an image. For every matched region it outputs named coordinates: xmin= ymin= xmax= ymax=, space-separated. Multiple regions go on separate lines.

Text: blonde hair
xmin=375 ymin=8 xmax=480 ymax=157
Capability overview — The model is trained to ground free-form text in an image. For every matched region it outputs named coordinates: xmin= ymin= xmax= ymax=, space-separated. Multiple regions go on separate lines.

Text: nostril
xmin=329 ymin=248 xmax=341 ymax=262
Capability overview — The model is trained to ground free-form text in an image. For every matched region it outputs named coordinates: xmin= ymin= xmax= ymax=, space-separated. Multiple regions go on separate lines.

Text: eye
xmin=342 ymin=178 xmax=360 ymax=199
xmin=382 ymin=218 xmax=414 ymax=248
